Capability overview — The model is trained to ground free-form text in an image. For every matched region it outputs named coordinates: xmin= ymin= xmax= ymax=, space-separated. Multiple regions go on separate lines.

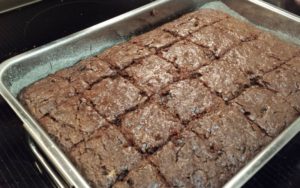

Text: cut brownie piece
xmin=222 ymin=42 xmax=282 ymax=77
xmin=113 ymin=161 xmax=167 ymax=188
xmin=253 ymin=33 xmax=300 ymax=61
xmin=150 ymin=130 xmax=226 ymax=188
xmin=162 ymin=9 xmax=229 ymax=37
xmin=188 ymin=25 xmax=240 ymax=57
xmin=198 ymin=60 xmax=250 ymax=101
xmin=19 ymin=75 xmax=76 ymax=119
xmin=234 ymin=87 xmax=298 ymax=137
xmin=285 ymin=57 xmax=300 ymax=74
xmin=84 ymin=77 xmax=147 ymax=122
xmin=56 ymin=57 xmax=116 ymax=93
xmin=159 ymin=79 xmax=223 ymax=122
xmin=38 ymin=96 xmax=109 ymax=151
xmin=98 ymin=42 xmax=152 ymax=69
xmin=70 ymin=126 xmax=141 ymax=188
xmin=214 ymin=17 xmax=260 ymax=42
xmin=287 ymin=90 xmax=300 ymax=112
xmin=190 ymin=105 xmax=269 ymax=175
xmin=121 ymin=103 xmax=182 ymax=153
xmin=161 ymin=40 xmax=213 ymax=73
xmin=130 ymin=28 xmax=178 ymax=50
xmin=123 ymin=55 xmax=178 ymax=95
xmin=260 ymin=65 xmax=300 ymax=97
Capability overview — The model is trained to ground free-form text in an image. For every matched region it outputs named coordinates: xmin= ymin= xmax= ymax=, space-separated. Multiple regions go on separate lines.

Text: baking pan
xmin=0 ymin=0 xmax=299 ymax=187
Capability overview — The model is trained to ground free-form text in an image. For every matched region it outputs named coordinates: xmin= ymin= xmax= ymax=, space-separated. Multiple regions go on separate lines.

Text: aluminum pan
xmin=0 ymin=0 xmax=299 ymax=187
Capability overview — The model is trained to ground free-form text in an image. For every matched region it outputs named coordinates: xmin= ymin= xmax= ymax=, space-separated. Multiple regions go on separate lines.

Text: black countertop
xmin=0 ymin=1 xmax=299 ymax=187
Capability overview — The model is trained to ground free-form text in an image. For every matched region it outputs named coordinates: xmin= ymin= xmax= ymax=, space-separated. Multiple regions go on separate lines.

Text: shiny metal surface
xmin=0 ymin=0 xmax=41 ymax=14
xmin=0 ymin=0 xmax=299 ymax=188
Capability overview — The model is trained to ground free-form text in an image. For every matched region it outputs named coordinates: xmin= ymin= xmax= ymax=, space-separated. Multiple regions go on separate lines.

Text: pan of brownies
xmin=0 ymin=0 xmax=300 ymax=187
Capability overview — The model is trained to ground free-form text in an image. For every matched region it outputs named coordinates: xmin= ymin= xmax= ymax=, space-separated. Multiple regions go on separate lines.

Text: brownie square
xmin=159 ymin=79 xmax=223 ymax=122
xmin=222 ymin=42 xmax=282 ymax=77
xmin=253 ymin=33 xmax=300 ymax=61
xmin=213 ymin=17 xmax=260 ymax=42
xmin=70 ymin=126 xmax=142 ymax=188
xmin=287 ymin=91 xmax=300 ymax=112
xmin=286 ymin=57 xmax=300 ymax=74
xmin=38 ymin=96 xmax=109 ymax=151
xmin=188 ymin=25 xmax=240 ymax=57
xmin=234 ymin=87 xmax=298 ymax=137
xmin=189 ymin=105 xmax=269 ymax=174
xmin=130 ymin=28 xmax=178 ymax=50
xmin=150 ymin=130 xmax=226 ymax=188
xmin=84 ymin=77 xmax=147 ymax=122
xmin=162 ymin=9 xmax=228 ymax=37
xmin=123 ymin=55 xmax=178 ymax=95
xmin=113 ymin=161 xmax=167 ymax=188
xmin=260 ymin=65 xmax=300 ymax=97
xmin=198 ymin=60 xmax=250 ymax=101
xmin=98 ymin=42 xmax=152 ymax=69
xmin=121 ymin=103 xmax=182 ymax=153
xmin=161 ymin=40 xmax=213 ymax=73
xmin=19 ymin=75 xmax=76 ymax=119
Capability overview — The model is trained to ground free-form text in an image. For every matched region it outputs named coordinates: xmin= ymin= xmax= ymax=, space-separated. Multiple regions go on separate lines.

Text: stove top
xmin=0 ymin=0 xmax=299 ymax=188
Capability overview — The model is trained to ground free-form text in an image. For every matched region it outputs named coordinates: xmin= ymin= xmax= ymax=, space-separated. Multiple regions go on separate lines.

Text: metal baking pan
xmin=0 ymin=0 xmax=299 ymax=187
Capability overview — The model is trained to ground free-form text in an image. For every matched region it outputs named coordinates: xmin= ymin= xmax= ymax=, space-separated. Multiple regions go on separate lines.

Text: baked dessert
xmin=19 ymin=9 xmax=300 ymax=188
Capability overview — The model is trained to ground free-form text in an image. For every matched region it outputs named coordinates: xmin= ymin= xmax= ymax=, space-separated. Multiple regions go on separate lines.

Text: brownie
xmin=98 ymin=42 xmax=152 ymax=69
xmin=38 ymin=96 xmax=109 ymax=151
xmin=162 ymin=9 xmax=229 ymax=37
xmin=260 ymin=65 xmax=300 ymax=97
xmin=121 ymin=102 xmax=182 ymax=153
xmin=188 ymin=25 xmax=240 ymax=57
xmin=286 ymin=91 xmax=300 ymax=112
xmin=70 ymin=126 xmax=141 ymax=188
xmin=198 ymin=60 xmax=250 ymax=101
xmin=130 ymin=28 xmax=178 ymax=50
xmin=84 ymin=77 xmax=147 ymax=122
xmin=234 ymin=87 xmax=298 ymax=137
xmin=189 ymin=105 xmax=270 ymax=175
xmin=123 ymin=55 xmax=178 ymax=95
xmin=159 ymin=79 xmax=223 ymax=122
xmin=150 ymin=130 xmax=226 ymax=188
xmin=20 ymin=75 xmax=76 ymax=119
xmin=252 ymin=33 xmax=300 ymax=61
xmin=285 ymin=57 xmax=300 ymax=74
xmin=222 ymin=42 xmax=282 ymax=77
xmin=113 ymin=161 xmax=167 ymax=188
xmin=161 ymin=40 xmax=213 ymax=73
xmin=213 ymin=17 xmax=260 ymax=42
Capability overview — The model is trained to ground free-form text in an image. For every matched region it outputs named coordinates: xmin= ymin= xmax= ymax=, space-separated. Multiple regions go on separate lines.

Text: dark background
xmin=0 ymin=0 xmax=299 ymax=187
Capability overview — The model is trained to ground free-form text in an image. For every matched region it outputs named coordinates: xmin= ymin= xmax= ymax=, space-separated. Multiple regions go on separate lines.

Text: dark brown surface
xmin=19 ymin=8 xmax=300 ymax=188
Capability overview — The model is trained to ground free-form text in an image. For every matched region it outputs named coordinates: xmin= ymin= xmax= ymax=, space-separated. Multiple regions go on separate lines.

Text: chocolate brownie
xmin=130 ymin=28 xmax=178 ymax=50
xmin=123 ymin=55 xmax=178 ymax=95
xmin=286 ymin=91 xmax=300 ymax=112
xmin=150 ymin=130 xmax=226 ymax=188
xmin=113 ymin=161 xmax=167 ymax=188
xmin=161 ymin=40 xmax=213 ymax=73
xmin=253 ymin=33 xmax=300 ymax=61
xmin=38 ymin=96 xmax=109 ymax=151
xmin=162 ymin=9 xmax=229 ymax=37
xmin=188 ymin=25 xmax=240 ymax=57
xmin=197 ymin=60 xmax=250 ymax=101
xmin=84 ymin=77 xmax=147 ymax=122
xmin=234 ymin=87 xmax=298 ymax=137
xmin=222 ymin=42 xmax=282 ymax=77
xmin=189 ymin=105 xmax=270 ymax=175
xmin=285 ymin=57 xmax=300 ymax=74
xmin=260 ymin=65 xmax=300 ymax=97
xmin=70 ymin=126 xmax=141 ymax=188
xmin=213 ymin=17 xmax=260 ymax=42
xmin=158 ymin=79 xmax=223 ymax=122
xmin=121 ymin=102 xmax=182 ymax=153
xmin=98 ymin=42 xmax=152 ymax=69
